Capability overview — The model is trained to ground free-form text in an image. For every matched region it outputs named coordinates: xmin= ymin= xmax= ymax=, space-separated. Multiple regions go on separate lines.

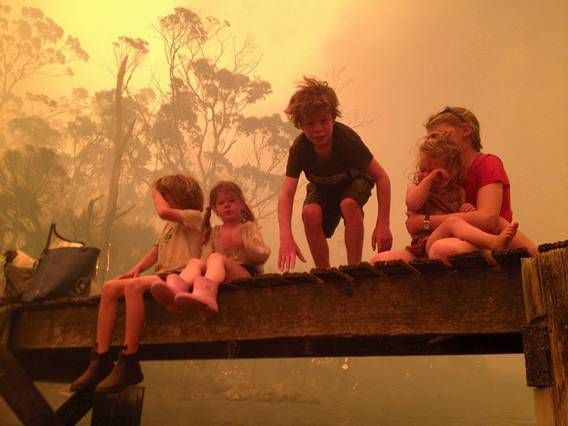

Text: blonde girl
xmin=151 ymin=181 xmax=270 ymax=313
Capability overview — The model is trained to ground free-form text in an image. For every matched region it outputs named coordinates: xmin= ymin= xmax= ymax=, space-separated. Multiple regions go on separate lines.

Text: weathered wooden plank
xmin=521 ymin=248 xmax=568 ymax=425
xmin=373 ymin=260 xmax=418 ymax=276
xmin=310 ymin=267 xmax=354 ymax=283
xmin=492 ymin=247 xmax=531 ymax=267
xmin=339 ymin=262 xmax=381 ymax=279
xmin=448 ymin=251 xmax=492 ymax=269
xmin=8 ymin=267 xmax=524 ymax=353
xmin=538 ymin=240 xmax=568 ymax=253
xmin=410 ymin=259 xmax=450 ymax=275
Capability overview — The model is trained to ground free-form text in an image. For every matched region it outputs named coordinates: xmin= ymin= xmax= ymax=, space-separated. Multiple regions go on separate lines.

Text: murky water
xmin=0 ymin=355 xmax=534 ymax=425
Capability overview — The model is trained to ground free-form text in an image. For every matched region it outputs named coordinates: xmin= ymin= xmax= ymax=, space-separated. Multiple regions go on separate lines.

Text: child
xmin=278 ymin=77 xmax=392 ymax=271
xmin=372 ymin=134 xmax=520 ymax=264
xmin=151 ymin=180 xmax=270 ymax=313
xmin=70 ymin=174 xmax=204 ymax=393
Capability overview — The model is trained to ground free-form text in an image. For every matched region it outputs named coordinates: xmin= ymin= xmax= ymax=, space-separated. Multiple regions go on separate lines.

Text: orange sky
xmin=10 ymin=0 xmax=568 ymax=255
xmin=12 ymin=0 xmax=350 ymax=113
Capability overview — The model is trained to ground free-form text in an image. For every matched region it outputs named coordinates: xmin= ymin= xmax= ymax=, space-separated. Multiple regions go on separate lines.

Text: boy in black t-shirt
xmin=277 ymin=77 xmax=392 ymax=270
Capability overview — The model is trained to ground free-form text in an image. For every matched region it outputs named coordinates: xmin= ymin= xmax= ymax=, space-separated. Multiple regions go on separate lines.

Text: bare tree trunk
xmin=100 ymin=57 xmax=128 ymax=281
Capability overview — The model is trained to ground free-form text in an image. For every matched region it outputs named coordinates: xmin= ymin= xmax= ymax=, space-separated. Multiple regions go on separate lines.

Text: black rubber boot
xmin=95 ymin=351 xmax=143 ymax=393
xmin=70 ymin=348 xmax=114 ymax=391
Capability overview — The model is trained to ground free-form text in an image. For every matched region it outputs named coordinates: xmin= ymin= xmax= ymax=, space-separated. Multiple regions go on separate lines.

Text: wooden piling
xmin=522 ymin=247 xmax=568 ymax=425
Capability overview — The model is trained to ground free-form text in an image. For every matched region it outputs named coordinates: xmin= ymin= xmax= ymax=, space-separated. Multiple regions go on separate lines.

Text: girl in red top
xmin=405 ymin=106 xmax=537 ymax=263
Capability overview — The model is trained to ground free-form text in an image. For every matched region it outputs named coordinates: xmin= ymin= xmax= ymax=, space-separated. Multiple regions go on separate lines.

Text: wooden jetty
xmin=1 ymin=243 xmax=567 ymax=425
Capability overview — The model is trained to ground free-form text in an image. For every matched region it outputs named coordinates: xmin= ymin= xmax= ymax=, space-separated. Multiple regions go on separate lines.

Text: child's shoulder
xmin=178 ymin=209 xmax=203 ymax=230
xmin=334 ymin=121 xmax=364 ymax=143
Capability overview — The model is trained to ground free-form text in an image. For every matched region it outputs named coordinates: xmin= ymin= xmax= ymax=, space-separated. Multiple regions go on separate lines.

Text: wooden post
xmin=0 ymin=309 xmax=64 ymax=426
xmin=522 ymin=247 xmax=568 ymax=425
xmin=91 ymin=386 xmax=145 ymax=426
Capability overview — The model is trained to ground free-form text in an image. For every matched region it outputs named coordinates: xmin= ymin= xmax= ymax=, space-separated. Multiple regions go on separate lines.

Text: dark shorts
xmin=303 ymin=178 xmax=373 ymax=238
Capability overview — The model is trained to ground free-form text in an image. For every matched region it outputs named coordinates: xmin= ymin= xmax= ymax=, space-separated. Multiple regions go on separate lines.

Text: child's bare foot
xmin=492 ymin=222 xmax=519 ymax=250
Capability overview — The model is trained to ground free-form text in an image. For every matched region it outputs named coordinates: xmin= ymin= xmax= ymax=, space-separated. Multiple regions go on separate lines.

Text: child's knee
xmin=302 ymin=204 xmax=323 ymax=226
xmin=124 ymin=279 xmax=147 ymax=297
xmin=339 ymin=198 xmax=362 ymax=220
xmin=101 ymin=280 xmax=123 ymax=300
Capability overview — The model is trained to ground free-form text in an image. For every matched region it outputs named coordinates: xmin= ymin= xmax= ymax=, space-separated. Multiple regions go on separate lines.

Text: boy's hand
xmin=459 ymin=202 xmax=476 ymax=212
xmin=278 ymin=239 xmax=306 ymax=272
xmin=372 ymin=224 xmax=393 ymax=252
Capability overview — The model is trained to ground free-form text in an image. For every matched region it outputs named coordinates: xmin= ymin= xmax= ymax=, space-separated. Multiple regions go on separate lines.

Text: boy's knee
xmin=339 ymin=198 xmax=362 ymax=220
xmin=302 ymin=204 xmax=323 ymax=226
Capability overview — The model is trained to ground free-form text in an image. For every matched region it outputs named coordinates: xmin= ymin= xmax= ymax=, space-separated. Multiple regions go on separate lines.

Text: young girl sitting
xmin=70 ymin=174 xmax=204 ymax=393
xmin=372 ymin=134 xmax=519 ymax=264
xmin=151 ymin=180 xmax=270 ymax=313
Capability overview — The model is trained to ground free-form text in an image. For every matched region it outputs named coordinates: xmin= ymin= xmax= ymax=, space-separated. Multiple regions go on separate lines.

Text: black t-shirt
xmin=285 ymin=122 xmax=373 ymax=186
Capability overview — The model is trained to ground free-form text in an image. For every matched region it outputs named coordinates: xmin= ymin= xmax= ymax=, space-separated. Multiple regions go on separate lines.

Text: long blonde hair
xmin=415 ymin=133 xmax=465 ymax=189
xmin=202 ymin=181 xmax=256 ymax=245
xmin=425 ymin=106 xmax=482 ymax=152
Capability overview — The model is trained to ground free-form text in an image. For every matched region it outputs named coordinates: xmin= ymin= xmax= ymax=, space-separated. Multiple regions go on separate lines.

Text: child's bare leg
xmin=71 ymin=279 xmax=125 ymax=391
xmin=179 ymin=258 xmax=206 ymax=283
xmin=426 ymin=216 xmax=517 ymax=254
xmin=509 ymin=229 xmax=539 ymax=256
xmin=495 ymin=217 xmax=538 ymax=256
xmin=175 ymin=253 xmax=248 ymax=313
xmin=123 ymin=275 xmax=160 ymax=354
xmin=428 ymin=237 xmax=479 ymax=265
xmin=96 ymin=279 xmax=127 ymax=353
xmin=340 ymin=198 xmax=364 ymax=264
xmin=302 ymin=203 xmax=330 ymax=268
xmin=370 ymin=250 xmax=415 ymax=264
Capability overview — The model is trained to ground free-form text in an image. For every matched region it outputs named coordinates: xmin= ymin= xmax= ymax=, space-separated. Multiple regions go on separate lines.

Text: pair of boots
xmin=70 ymin=347 xmax=143 ymax=393
xmin=151 ymin=275 xmax=219 ymax=313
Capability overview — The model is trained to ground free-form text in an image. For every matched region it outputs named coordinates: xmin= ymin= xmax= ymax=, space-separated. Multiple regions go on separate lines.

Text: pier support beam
xmin=522 ymin=247 xmax=568 ymax=425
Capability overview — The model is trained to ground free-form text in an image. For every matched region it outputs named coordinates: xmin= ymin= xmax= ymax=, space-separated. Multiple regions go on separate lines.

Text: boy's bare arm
xmin=116 ymin=246 xmax=159 ymax=279
xmin=277 ymin=176 xmax=305 ymax=271
xmin=368 ymin=159 xmax=393 ymax=252
xmin=406 ymin=182 xmax=503 ymax=234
